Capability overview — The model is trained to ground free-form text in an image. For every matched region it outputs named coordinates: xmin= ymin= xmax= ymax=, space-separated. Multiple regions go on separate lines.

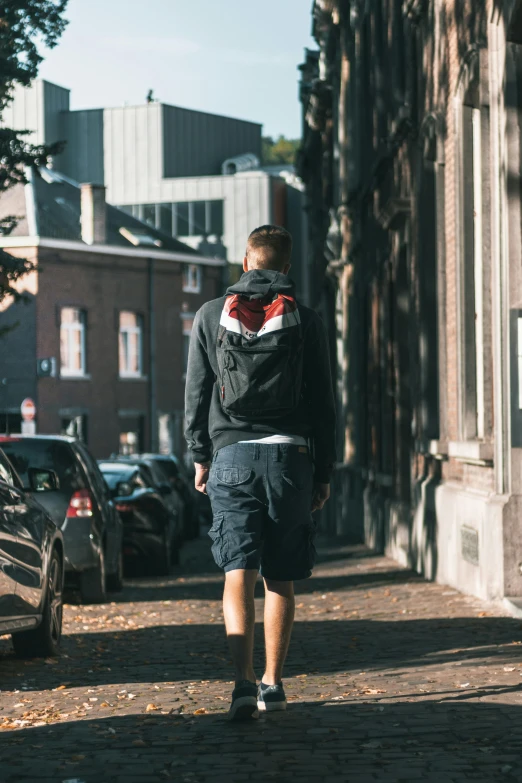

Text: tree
xmin=262 ymin=135 xmax=300 ymax=166
xmin=0 ymin=1 xmax=69 ymax=305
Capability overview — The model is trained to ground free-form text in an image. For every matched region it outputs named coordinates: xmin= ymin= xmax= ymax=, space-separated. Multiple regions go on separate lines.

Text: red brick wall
xmin=34 ymin=247 xmax=222 ymax=458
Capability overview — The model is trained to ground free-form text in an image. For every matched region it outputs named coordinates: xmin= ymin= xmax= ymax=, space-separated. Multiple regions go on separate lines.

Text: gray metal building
xmin=3 ymin=81 xmax=308 ymax=296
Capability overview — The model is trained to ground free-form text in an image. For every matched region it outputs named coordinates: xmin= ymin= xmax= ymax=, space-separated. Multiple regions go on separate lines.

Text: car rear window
xmin=0 ymin=439 xmax=85 ymax=494
xmin=99 ymin=464 xmax=134 ymax=488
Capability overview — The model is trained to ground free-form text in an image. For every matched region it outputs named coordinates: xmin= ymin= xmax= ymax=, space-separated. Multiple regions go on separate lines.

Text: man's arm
xmin=184 ymin=309 xmax=214 ymax=477
xmin=302 ymin=312 xmax=337 ymax=486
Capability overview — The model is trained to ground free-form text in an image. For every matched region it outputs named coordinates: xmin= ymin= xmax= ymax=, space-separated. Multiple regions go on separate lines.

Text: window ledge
xmin=448 ymin=440 xmax=494 ymax=466
xmin=60 ymin=373 xmax=91 ymax=381
xmin=119 ymin=375 xmax=148 ymax=382
xmin=428 ymin=439 xmax=449 ymax=460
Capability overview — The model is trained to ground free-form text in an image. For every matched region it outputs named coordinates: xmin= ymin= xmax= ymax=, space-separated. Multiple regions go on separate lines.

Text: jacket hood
xmin=225 ymin=269 xmax=296 ymax=300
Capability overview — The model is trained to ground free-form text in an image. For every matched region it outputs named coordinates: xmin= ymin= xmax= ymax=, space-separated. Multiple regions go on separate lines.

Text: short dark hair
xmin=246 ymin=225 xmax=293 ymax=270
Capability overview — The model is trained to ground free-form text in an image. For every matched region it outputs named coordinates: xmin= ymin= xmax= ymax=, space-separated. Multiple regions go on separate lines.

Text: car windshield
xmin=0 ymin=438 xmax=85 ymax=493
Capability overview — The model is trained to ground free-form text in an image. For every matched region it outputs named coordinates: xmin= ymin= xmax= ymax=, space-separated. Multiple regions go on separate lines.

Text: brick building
xmin=0 ymin=167 xmax=224 ymax=458
xmin=299 ymin=0 xmax=522 ymax=604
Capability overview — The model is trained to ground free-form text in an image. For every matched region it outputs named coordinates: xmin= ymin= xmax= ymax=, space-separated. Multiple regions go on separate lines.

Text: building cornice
xmin=0 ymin=236 xmax=226 ymax=267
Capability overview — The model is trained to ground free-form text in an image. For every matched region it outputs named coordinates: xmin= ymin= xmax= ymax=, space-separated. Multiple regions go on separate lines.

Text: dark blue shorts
xmin=206 ymin=442 xmax=317 ymax=581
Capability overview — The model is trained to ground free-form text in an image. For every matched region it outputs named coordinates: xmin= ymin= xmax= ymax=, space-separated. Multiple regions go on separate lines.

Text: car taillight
xmin=66 ymin=489 xmax=93 ymax=518
xmin=115 ymin=503 xmax=133 ymax=513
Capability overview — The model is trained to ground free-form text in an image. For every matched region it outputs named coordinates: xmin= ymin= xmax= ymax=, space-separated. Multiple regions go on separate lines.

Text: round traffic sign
xmin=21 ymin=398 xmax=36 ymax=421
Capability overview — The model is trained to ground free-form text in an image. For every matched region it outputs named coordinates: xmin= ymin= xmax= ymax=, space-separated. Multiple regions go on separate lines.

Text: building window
xmin=182 ymin=264 xmax=202 ymax=294
xmin=127 ymin=200 xmax=225 ymax=239
xmin=61 ymin=414 xmax=88 ymax=443
xmin=60 ymin=308 xmax=86 ymax=377
xmin=119 ymin=415 xmax=144 ymax=455
xmin=119 ymin=311 xmax=143 ymax=377
xmin=208 ymin=200 xmax=224 ymax=236
xmin=182 ymin=315 xmax=195 ymax=374
xmin=175 ymin=202 xmax=190 ymax=236
xmin=457 ymin=54 xmax=484 ymax=440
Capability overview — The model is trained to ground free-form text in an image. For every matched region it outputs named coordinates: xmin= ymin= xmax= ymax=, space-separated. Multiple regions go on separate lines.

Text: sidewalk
xmin=1 ymin=535 xmax=522 ymax=782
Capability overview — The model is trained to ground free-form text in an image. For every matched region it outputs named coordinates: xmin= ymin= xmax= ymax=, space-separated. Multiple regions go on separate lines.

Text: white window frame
xmin=60 ymin=308 xmax=86 ymax=378
xmin=454 ymin=52 xmax=485 ymax=442
xmin=182 ymin=264 xmax=202 ymax=294
xmin=119 ymin=311 xmax=143 ymax=378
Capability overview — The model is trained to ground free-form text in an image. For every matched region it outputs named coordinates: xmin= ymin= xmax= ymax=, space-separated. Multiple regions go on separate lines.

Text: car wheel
xmin=12 ymin=549 xmax=63 ymax=658
xmin=150 ymin=530 xmax=171 ymax=577
xmin=106 ymin=550 xmax=124 ymax=593
xmin=80 ymin=549 xmax=107 ymax=604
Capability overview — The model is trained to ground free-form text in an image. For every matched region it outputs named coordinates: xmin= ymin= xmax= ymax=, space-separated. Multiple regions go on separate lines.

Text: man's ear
xmin=283 ymin=263 xmax=291 ymax=275
xmin=243 ymin=256 xmax=249 ymax=272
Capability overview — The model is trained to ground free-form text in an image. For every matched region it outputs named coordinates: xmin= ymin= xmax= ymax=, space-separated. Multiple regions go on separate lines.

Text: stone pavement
xmin=1 ymin=533 xmax=522 ymax=783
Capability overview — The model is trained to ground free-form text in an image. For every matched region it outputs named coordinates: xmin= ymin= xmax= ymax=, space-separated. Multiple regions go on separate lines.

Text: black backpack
xmin=216 ymin=293 xmax=304 ymax=421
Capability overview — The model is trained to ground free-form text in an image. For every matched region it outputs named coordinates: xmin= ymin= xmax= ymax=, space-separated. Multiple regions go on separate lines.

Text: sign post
xmin=20 ymin=398 xmax=36 ymax=435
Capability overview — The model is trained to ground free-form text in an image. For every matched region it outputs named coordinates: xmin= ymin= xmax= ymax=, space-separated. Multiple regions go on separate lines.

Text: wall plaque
xmin=461 ymin=526 xmax=479 ymax=566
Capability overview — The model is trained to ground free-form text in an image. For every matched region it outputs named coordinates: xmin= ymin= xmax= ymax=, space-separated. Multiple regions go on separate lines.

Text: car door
xmin=0 ymin=452 xmax=45 ymax=616
xmin=0 ymin=470 xmax=19 ymax=620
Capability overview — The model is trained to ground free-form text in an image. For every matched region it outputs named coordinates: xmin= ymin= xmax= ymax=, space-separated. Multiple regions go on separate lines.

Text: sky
xmin=38 ymin=0 xmax=317 ymax=139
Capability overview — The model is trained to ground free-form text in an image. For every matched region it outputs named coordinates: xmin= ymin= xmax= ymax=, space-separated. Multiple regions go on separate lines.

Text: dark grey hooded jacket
xmin=184 ymin=269 xmax=336 ymax=483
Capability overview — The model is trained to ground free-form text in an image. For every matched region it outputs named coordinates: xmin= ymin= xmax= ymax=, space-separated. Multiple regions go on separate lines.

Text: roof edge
xmin=0 ymin=236 xmax=226 ymax=267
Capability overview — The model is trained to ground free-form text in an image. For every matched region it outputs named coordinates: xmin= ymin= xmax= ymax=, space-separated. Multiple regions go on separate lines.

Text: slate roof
xmin=0 ymin=166 xmax=200 ymax=256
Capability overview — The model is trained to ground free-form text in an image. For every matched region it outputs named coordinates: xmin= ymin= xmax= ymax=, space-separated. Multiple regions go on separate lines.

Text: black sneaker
xmin=257 ymin=681 xmax=287 ymax=712
xmin=227 ymin=680 xmax=259 ymax=721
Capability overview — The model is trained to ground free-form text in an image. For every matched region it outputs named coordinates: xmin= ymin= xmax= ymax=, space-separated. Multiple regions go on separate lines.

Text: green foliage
xmin=0 ymin=0 xmax=69 ymax=305
xmin=262 ymin=135 xmax=300 ymax=166
xmin=0 ymin=0 xmax=69 ymax=110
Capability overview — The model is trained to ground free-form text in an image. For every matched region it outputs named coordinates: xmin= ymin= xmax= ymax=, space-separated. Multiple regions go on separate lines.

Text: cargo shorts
xmin=205 ymin=442 xmax=317 ymax=581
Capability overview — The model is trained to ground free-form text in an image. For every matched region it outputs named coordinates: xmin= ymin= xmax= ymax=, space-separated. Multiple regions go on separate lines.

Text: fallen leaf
xmin=145 ymin=703 xmax=159 ymax=712
xmin=100 ymin=702 xmax=110 ymax=708
xmin=194 ymin=708 xmax=207 ymax=715
xmin=55 ymin=685 xmax=67 ymax=691
xmin=132 ymin=739 xmax=147 ymax=747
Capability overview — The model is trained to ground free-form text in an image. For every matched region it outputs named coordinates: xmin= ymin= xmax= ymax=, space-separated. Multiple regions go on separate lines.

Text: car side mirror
xmin=28 ymin=468 xmax=59 ymax=493
xmin=116 ymin=481 xmax=133 ymax=497
xmin=159 ymin=483 xmax=172 ymax=496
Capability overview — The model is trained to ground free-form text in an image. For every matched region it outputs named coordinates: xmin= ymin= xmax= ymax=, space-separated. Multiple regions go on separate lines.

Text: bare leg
xmin=262 ymin=579 xmax=295 ymax=685
xmin=223 ymin=568 xmax=259 ymax=683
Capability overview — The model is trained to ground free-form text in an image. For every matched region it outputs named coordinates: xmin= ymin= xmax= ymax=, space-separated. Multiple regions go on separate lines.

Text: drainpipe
xmin=148 ymin=258 xmax=158 ymax=452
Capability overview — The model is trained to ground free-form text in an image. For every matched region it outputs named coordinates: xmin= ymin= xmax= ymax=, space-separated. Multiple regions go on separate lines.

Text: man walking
xmin=185 ymin=225 xmax=336 ymax=720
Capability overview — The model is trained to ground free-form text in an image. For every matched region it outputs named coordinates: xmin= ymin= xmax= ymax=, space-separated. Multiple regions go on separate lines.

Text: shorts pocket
xmin=282 ymin=472 xmax=307 ymax=491
xmin=214 ymin=467 xmax=252 ymax=486
xmin=208 ymin=513 xmax=228 ymax=568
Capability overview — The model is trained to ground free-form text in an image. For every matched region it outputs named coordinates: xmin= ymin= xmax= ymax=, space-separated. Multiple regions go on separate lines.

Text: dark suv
xmin=0 ymin=436 xmax=123 ymax=604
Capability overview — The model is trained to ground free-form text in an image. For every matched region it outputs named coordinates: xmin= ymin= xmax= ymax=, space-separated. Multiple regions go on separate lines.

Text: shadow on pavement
xmin=2 ymin=699 xmax=522 ymax=782
xmin=1 ymin=615 xmax=521 ymax=692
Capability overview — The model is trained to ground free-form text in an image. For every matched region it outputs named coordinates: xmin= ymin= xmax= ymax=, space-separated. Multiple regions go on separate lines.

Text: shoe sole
xmin=257 ymin=700 xmax=287 ymax=712
xmin=228 ymin=696 xmax=259 ymax=721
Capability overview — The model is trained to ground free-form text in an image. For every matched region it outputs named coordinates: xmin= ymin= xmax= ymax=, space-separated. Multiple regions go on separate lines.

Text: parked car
xmin=111 ymin=456 xmax=185 ymax=546
xmin=0 ymin=446 xmax=64 ymax=657
xmin=0 ymin=436 xmax=123 ymax=604
xmin=98 ymin=461 xmax=178 ymax=575
xmin=134 ymin=454 xmax=200 ymax=539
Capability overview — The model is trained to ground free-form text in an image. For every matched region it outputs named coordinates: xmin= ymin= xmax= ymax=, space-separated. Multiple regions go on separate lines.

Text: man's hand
xmin=311 ymin=482 xmax=330 ymax=512
xmin=195 ymin=462 xmax=211 ymax=494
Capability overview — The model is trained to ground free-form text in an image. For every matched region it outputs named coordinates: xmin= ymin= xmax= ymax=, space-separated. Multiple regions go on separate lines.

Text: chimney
xmin=80 ymin=183 xmax=107 ymax=245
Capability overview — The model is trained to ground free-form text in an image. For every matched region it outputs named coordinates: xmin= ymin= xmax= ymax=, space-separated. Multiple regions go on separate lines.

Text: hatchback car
xmin=0 ymin=436 xmax=123 ymax=604
xmin=99 ymin=461 xmax=177 ymax=575
xmin=0 ymin=447 xmax=64 ymax=657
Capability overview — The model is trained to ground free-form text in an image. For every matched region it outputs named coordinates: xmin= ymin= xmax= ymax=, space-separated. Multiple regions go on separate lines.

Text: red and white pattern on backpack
xmin=220 ymin=294 xmax=301 ymax=340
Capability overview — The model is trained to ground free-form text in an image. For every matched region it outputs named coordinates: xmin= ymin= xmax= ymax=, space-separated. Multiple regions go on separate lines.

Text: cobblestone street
xmin=1 ymin=533 xmax=522 ymax=783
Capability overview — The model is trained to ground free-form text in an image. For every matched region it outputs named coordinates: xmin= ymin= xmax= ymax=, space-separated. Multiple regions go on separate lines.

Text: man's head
xmin=243 ymin=225 xmax=293 ymax=274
